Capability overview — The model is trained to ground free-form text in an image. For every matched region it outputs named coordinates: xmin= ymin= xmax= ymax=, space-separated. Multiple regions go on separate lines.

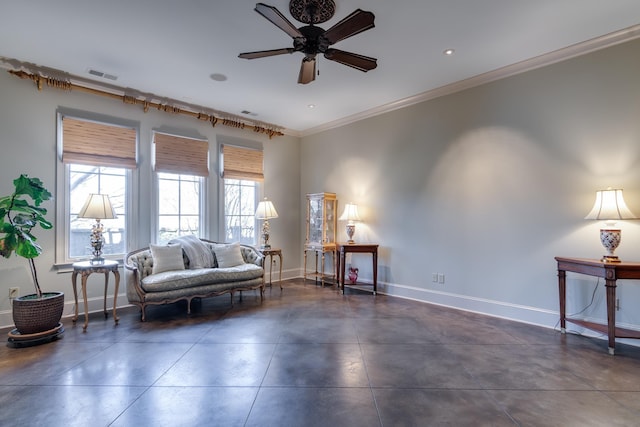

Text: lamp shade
xmin=255 ymin=198 xmax=278 ymax=220
xmin=339 ymin=203 xmax=361 ymax=222
xmin=77 ymin=194 xmax=117 ymax=220
xmin=584 ymin=188 xmax=637 ymax=221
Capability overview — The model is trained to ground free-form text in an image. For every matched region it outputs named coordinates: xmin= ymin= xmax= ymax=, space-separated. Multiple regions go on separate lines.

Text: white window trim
xmin=151 ymin=171 xmax=209 ymax=244
xmin=54 ymin=108 xmax=139 ymax=268
xmin=220 ymin=178 xmax=261 ymax=245
xmin=150 ymin=129 xmax=210 ymax=244
xmin=216 ymin=137 xmax=263 ymax=245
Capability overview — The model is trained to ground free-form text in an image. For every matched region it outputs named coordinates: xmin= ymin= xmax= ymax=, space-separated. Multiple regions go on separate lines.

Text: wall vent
xmin=87 ymin=68 xmax=118 ymax=81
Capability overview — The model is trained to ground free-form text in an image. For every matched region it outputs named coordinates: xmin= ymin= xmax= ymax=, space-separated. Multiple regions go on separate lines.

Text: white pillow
xmin=150 ymin=243 xmax=185 ymax=274
xmin=213 ymin=242 xmax=245 ymax=268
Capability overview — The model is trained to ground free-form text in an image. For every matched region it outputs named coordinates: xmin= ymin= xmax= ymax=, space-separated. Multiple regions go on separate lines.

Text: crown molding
xmin=300 ymin=24 xmax=640 ymax=138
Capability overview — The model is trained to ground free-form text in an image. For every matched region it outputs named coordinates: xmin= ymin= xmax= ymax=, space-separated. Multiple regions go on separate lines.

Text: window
xmin=224 ymin=179 xmax=257 ymax=244
xmin=69 ymin=165 xmax=126 ymax=257
xmin=57 ymin=113 xmax=137 ymax=264
xmin=157 ymin=173 xmax=202 ymax=244
xmin=153 ymin=132 xmax=208 ymax=244
xmin=221 ymin=144 xmax=263 ymax=245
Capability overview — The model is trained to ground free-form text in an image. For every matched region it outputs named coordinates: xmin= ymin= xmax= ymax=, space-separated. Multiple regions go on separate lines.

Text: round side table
xmin=71 ymin=260 xmax=120 ymax=330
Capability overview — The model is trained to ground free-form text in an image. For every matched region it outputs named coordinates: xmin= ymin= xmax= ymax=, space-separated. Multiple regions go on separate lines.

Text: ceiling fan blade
xmin=298 ymin=57 xmax=316 ymax=84
xmin=322 ymin=9 xmax=375 ymax=45
xmin=239 ymin=48 xmax=295 ymax=59
xmin=324 ymin=49 xmax=377 ymax=72
xmin=255 ymin=3 xmax=304 ymax=39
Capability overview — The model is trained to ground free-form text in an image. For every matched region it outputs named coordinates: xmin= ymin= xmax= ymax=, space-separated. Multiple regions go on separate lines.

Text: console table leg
xmin=558 ymin=270 xmax=566 ymax=334
xmin=303 ymin=250 xmax=308 ymax=283
xmin=606 ymin=278 xmax=617 ymax=355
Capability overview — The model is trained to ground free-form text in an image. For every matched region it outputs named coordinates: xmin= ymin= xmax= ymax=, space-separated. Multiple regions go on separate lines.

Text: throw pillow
xmin=150 ymin=243 xmax=185 ymax=274
xmin=213 ymin=242 xmax=245 ymax=268
xmin=169 ymin=235 xmax=214 ymax=269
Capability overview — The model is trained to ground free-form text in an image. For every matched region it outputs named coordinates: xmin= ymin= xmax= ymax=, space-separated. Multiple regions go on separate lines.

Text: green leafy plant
xmin=0 ymin=175 xmax=52 ymax=298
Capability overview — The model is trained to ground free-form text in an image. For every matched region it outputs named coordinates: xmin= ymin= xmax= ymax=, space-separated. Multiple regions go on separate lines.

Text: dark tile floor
xmin=2 ymin=279 xmax=640 ymax=426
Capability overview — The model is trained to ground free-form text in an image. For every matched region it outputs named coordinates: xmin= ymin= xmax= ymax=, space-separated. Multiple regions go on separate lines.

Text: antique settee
xmin=124 ymin=236 xmax=264 ymax=321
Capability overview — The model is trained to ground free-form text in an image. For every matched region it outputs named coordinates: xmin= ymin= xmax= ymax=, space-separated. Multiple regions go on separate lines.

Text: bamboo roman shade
xmin=62 ymin=117 xmax=137 ymax=168
xmin=222 ymin=144 xmax=264 ymax=181
xmin=154 ymin=132 xmax=209 ymax=177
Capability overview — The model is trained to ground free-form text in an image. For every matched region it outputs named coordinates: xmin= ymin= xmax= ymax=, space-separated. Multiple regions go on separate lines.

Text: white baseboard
xmin=1 ymin=293 xmax=128 ymax=330
xmin=379 ymin=282 xmax=559 ymax=328
xmin=376 ymin=281 xmax=640 ymax=348
xmin=4 ymin=274 xmax=639 ymax=349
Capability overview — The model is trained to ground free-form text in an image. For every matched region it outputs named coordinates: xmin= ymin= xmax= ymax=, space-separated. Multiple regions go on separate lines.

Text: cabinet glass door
xmin=309 ymin=198 xmax=323 ymax=244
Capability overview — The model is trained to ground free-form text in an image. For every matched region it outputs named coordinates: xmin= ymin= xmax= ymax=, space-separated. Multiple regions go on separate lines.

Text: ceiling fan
xmin=238 ymin=0 xmax=377 ymax=84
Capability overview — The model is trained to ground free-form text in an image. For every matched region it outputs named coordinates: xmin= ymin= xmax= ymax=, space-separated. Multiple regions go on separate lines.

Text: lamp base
xmin=260 ymin=234 xmax=271 ymax=250
xmin=600 ymin=228 xmax=622 ymax=263
xmin=345 ymin=224 xmax=355 ymax=244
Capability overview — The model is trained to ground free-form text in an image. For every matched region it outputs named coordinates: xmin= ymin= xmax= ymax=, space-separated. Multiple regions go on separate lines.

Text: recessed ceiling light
xmin=307 ymin=104 xmax=316 ymax=109
xmin=443 ymin=49 xmax=455 ymax=56
xmin=210 ymin=73 xmax=228 ymax=82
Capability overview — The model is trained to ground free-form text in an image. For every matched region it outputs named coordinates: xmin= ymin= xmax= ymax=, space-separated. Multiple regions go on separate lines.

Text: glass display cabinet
xmin=304 ymin=192 xmax=337 ymax=286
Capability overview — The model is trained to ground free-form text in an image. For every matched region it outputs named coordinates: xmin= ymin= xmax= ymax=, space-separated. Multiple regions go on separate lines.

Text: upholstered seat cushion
xmin=140 ymin=263 xmax=263 ymax=293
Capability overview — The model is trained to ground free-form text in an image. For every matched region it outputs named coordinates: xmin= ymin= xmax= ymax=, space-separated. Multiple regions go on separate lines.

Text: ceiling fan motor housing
xmin=296 ymin=25 xmax=331 ymax=55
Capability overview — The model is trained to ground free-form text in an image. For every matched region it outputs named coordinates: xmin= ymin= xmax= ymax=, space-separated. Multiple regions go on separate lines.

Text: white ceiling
xmin=1 ymin=0 xmax=640 ymax=134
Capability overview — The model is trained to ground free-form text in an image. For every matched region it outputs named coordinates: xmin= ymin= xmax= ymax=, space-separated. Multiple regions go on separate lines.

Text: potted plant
xmin=0 ymin=174 xmax=64 ymax=337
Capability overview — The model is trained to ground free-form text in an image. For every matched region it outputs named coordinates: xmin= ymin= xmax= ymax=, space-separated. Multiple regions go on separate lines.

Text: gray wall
xmin=301 ymin=38 xmax=640 ymax=336
xmin=0 ymin=70 xmax=301 ymax=326
xmin=2 ymin=38 xmax=639 ymax=339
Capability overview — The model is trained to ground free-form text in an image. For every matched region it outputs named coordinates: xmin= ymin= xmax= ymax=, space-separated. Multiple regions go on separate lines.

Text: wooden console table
xmin=336 ymin=243 xmax=379 ymax=295
xmin=556 ymin=256 xmax=640 ymax=355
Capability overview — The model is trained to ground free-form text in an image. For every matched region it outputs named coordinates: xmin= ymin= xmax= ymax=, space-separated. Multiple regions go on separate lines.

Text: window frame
xmin=222 ymin=178 xmax=260 ymax=245
xmin=153 ymin=171 xmax=208 ymax=244
xmin=55 ymin=108 xmax=139 ymax=267
xmin=218 ymin=139 xmax=264 ymax=245
xmin=151 ymin=130 xmax=210 ymax=244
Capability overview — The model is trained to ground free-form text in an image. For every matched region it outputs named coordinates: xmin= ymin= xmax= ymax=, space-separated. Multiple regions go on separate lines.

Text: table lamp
xmin=339 ymin=202 xmax=361 ymax=244
xmin=255 ymin=198 xmax=278 ymax=249
xmin=77 ymin=193 xmax=117 ymax=263
xmin=584 ymin=188 xmax=637 ymax=263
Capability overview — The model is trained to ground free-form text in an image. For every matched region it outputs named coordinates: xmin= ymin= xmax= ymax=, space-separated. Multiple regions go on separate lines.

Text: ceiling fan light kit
xmin=239 ymin=1 xmax=377 ymax=84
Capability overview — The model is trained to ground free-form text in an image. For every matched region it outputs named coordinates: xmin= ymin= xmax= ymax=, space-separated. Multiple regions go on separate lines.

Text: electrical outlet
xmin=438 ymin=274 xmax=445 ymax=284
xmin=432 ymin=273 xmax=438 ymax=283
xmin=9 ymin=287 xmax=19 ymax=299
